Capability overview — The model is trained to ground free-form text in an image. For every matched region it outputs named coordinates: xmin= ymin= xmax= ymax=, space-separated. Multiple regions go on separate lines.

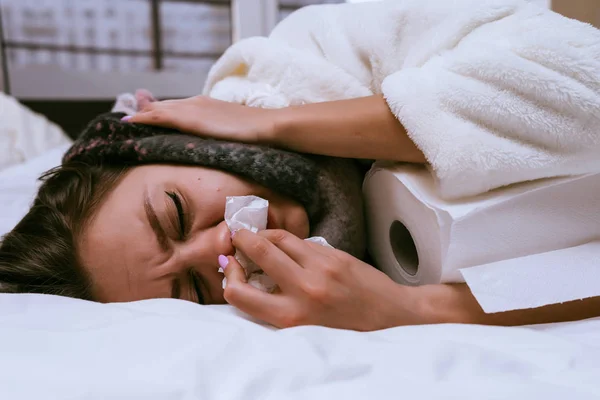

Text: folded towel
xmin=203 ymin=0 xmax=600 ymax=200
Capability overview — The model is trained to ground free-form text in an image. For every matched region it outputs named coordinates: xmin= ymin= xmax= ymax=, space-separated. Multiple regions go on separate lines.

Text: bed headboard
xmin=21 ymin=100 xmax=114 ymax=140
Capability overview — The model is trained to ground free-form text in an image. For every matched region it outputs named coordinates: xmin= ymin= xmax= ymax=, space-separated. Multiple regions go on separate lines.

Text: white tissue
xmin=305 ymin=236 xmax=334 ymax=249
xmin=222 ymin=195 xmax=333 ymax=292
xmin=224 ymin=196 xmax=268 ymax=234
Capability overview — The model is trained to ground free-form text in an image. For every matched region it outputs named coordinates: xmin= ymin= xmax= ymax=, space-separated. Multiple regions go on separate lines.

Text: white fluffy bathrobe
xmin=202 ymin=0 xmax=600 ymax=200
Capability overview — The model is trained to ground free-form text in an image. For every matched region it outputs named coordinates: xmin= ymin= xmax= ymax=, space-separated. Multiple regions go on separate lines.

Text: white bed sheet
xmin=0 ymin=294 xmax=600 ymax=400
xmin=1 ymin=145 xmax=600 ymax=400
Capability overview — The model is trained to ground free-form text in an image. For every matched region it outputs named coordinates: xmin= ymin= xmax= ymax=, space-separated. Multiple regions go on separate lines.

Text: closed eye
xmin=166 ymin=191 xmax=186 ymax=239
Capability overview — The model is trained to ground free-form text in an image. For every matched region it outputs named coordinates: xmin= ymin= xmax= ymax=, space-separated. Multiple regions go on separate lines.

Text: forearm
xmin=270 ymin=95 xmax=426 ymax=163
xmin=413 ymin=283 xmax=600 ymax=326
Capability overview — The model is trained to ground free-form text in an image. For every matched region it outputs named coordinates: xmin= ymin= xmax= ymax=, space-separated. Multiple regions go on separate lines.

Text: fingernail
xmin=230 ymin=230 xmax=237 ymax=239
xmin=218 ymin=254 xmax=229 ymax=270
xmin=121 ymin=115 xmax=132 ymax=122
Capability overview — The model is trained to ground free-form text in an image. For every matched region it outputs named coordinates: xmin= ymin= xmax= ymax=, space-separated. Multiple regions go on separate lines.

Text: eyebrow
xmin=143 ymin=191 xmax=170 ymax=253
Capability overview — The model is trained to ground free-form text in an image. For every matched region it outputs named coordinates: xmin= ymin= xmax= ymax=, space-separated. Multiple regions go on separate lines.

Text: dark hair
xmin=0 ymin=162 xmax=129 ymax=299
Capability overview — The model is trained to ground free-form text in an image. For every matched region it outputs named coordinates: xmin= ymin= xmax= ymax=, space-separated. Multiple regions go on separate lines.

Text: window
xmin=279 ymin=0 xmax=343 ymax=21
xmin=0 ymin=0 xmax=231 ymax=73
xmin=0 ymin=0 xmax=344 ymax=99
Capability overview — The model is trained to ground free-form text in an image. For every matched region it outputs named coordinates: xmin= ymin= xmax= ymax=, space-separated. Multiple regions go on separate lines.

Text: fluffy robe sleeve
xmin=203 ymin=0 xmax=600 ymax=200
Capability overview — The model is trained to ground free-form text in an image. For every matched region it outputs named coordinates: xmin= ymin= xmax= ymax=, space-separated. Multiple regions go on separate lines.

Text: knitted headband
xmin=63 ymin=112 xmax=366 ymax=259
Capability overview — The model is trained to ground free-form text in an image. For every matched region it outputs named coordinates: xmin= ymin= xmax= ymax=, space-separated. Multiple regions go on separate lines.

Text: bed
xmin=2 ymin=292 xmax=600 ymax=399
xmin=1 ymin=101 xmax=600 ymax=400
xmin=2 ymin=0 xmax=600 ymax=395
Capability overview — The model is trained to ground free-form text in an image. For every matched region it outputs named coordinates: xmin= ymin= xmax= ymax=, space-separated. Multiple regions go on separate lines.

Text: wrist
xmin=377 ymin=282 xmax=480 ymax=329
xmin=265 ymin=106 xmax=294 ymax=147
xmin=382 ymin=283 xmax=437 ymax=328
xmin=417 ymin=284 xmax=483 ymax=325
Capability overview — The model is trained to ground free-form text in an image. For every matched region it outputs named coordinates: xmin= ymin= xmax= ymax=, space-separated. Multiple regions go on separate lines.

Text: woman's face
xmin=79 ymin=164 xmax=309 ymax=304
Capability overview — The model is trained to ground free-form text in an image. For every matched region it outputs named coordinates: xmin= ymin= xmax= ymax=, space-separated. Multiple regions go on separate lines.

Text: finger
xmin=231 ymin=229 xmax=304 ymax=290
xmin=126 ymin=108 xmax=176 ymax=128
xmin=303 ymin=238 xmax=339 ymax=257
xmin=220 ymin=254 xmax=246 ymax=287
xmin=133 ymin=98 xmax=175 ymax=114
xmin=136 ymin=102 xmax=154 ymax=113
xmin=257 ymin=230 xmax=329 ymax=268
xmin=221 ymin=255 xmax=289 ymax=326
xmin=135 ymin=89 xmax=156 ymax=110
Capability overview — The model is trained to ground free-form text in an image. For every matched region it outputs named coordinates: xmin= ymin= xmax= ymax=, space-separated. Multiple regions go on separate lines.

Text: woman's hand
xmin=126 ymin=95 xmax=277 ymax=144
xmin=125 ymin=94 xmax=426 ymax=163
xmin=222 ymin=230 xmax=600 ymax=329
xmin=220 ymin=229 xmax=426 ymax=331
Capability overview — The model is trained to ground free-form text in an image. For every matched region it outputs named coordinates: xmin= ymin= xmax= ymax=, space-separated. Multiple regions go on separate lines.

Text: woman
xmin=3 ymin=0 xmax=600 ymax=331
xmin=117 ymin=97 xmax=600 ymax=331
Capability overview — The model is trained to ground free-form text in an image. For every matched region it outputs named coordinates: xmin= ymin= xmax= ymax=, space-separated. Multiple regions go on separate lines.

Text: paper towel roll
xmin=363 ymin=163 xmax=600 ymax=312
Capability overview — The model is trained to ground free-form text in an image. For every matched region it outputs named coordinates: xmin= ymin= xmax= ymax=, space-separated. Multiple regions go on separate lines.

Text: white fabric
xmin=0 ymin=293 xmax=600 ymax=399
xmin=111 ymin=92 xmax=139 ymax=116
xmin=203 ymin=0 xmax=600 ymax=200
xmin=0 ymin=92 xmax=71 ymax=172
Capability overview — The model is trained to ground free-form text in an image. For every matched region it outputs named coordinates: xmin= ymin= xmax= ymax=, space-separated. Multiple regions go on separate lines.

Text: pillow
xmin=0 ymin=92 xmax=71 ymax=172
xmin=0 ymin=144 xmax=71 ymax=236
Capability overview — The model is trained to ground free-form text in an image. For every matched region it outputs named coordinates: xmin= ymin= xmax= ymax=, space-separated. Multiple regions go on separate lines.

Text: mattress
xmin=0 ymin=294 xmax=599 ymax=399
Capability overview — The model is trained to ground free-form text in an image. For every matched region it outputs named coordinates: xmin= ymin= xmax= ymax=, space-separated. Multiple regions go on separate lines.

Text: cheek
xmin=190 ymin=184 xmax=244 ymax=225
xmin=190 ymin=173 xmax=269 ymax=225
xmin=285 ymin=206 xmax=310 ymax=238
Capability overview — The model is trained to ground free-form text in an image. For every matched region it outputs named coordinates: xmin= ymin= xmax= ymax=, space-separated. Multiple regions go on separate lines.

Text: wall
xmin=552 ymin=0 xmax=600 ymax=28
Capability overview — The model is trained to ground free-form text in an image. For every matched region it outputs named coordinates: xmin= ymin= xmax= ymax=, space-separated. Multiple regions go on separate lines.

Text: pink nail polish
xmin=218 ymin=255 xmax=229 ymax=269
xmin=231 ymin=230 xmax=237 ymax=239
xmin=121 ymin=115 xmax=132 ymax=122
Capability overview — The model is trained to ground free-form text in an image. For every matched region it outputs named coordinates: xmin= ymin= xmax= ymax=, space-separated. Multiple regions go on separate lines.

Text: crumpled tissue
xmin=220 ymin=195 xmax=333 ymax=292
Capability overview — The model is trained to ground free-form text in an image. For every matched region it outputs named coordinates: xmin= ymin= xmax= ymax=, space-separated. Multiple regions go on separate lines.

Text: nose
xmin=177 ymin=221 xmax=234 ymax=304
xmin=181 ymin=220 xmax=235 ymax=266
xmin=212 ymin=220 xmax=236 ymax=258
